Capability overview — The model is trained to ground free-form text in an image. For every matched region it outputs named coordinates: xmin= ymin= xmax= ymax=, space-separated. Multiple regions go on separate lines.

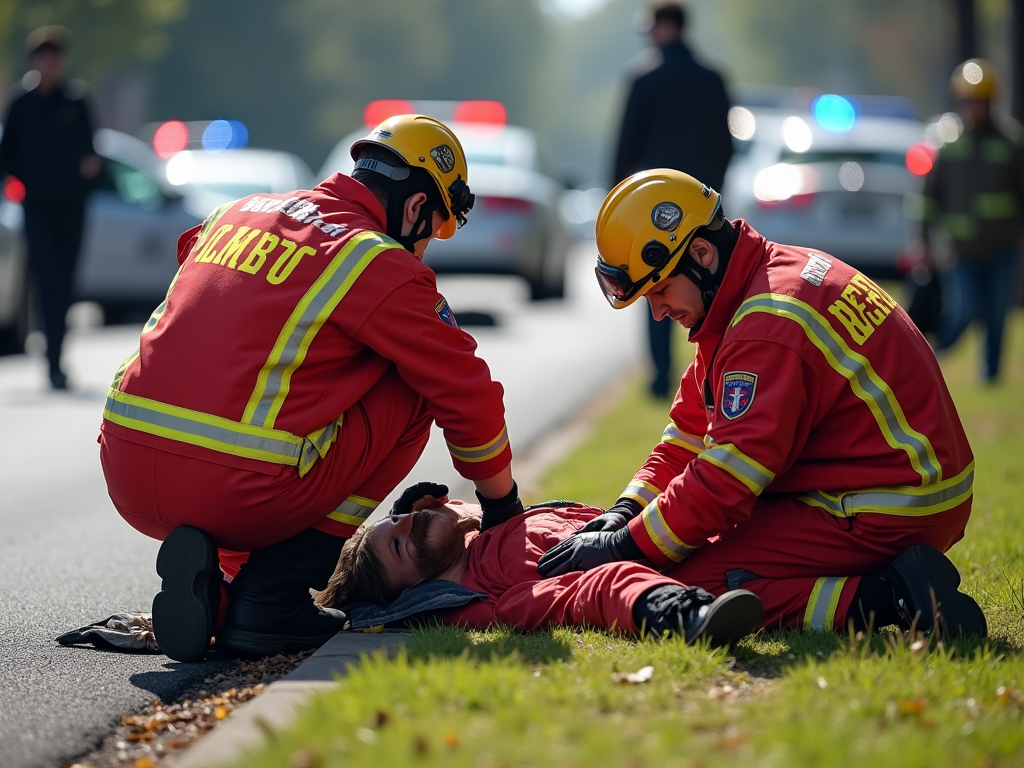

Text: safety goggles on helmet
xmin=595 ymin=236 xmax=689 ymax=308
xmin=447 ymin=175 xmax=474 ymax=229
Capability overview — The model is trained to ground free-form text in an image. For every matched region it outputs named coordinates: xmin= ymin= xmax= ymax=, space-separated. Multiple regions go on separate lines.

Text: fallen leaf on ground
xmin=898 ymin=698 xmax=927 ymax=715
xmin=612 ymin=665 xmax=654 ymax=684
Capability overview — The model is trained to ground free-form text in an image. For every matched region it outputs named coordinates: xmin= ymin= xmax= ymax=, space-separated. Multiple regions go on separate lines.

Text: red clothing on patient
xmin=442 ymin=505 xmax=679 ymax=634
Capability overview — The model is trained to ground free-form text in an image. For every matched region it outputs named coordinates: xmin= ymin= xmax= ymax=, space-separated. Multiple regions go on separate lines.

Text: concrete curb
xmin=170 ymin=632 xmax=410 ymax=768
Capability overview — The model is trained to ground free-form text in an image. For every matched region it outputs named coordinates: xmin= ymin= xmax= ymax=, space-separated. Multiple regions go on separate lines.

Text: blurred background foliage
xmin=0 ymin=0 xmax=1015 ymax=185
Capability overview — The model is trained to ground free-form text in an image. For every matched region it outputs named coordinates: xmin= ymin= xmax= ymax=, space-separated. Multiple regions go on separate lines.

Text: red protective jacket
xmin=622 ymin=221 xmax=974 ymax=567
xmin=101 ymin=174 xmax=511 ymax=482
xmin=444 ymin=506 xmax=678 ymax=633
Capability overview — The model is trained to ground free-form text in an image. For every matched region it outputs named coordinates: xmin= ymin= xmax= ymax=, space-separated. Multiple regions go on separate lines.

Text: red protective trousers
xmin=101 ymin=366 xmax=430 ymax=577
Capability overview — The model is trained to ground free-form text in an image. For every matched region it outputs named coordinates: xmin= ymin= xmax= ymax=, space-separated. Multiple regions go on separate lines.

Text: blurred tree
xmin=147 ymin=0 xmax=547 ymax=172
xmin=0 ymin=0 xmax=187 ymax=87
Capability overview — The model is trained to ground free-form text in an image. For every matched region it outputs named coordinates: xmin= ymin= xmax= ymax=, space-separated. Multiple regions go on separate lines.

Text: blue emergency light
xmin=812 ymin=95 xmax=857 ymax=132
xmin=201 ymin=120 xmax=249 ymax=152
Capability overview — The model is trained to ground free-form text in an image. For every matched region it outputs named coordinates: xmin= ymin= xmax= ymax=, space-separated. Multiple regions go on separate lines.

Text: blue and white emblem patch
xmin=721 ymin=371 xmax=757 ymax=420
xmin=435 ymin=297 xmax=459 ymax=328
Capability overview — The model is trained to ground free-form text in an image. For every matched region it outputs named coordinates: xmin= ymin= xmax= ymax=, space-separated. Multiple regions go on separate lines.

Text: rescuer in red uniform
xmin=317 ymin=495 xmax=764 ymax=645
xmin=538 ymin=169 xmax=987 ymax=638
xmin=99 ymin=115 xmax=525 ymax=661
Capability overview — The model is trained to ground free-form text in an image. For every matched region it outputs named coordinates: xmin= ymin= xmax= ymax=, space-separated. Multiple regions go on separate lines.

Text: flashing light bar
xmin=905 ymin=142 xmax=936 ymax=176
xmin=362 ymin=99 xmax=507 ymax=128
xmin=813 ymin=94 xmax=857 ymax=132
xmin=146 ymin=120 xmax=249 ymax=158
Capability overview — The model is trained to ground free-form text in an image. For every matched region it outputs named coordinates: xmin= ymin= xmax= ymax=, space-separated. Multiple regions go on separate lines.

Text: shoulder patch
xmin=800 ymin=252 xmax=832 ymax=286
xmin=435 ymin=297 xmax=459 ymax=328
xmin=721 ymin=371 xmax=757 ymax=420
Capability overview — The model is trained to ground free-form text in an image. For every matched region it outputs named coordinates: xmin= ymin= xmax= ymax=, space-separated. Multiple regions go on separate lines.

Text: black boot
xmin=153 ymin=527 xmax=222 ymax=662
xmin=218 ymin=528 xmax=348 ymax=657
xmin=879 ymin=545 xmax=987 ymax=638
xmin=634 ymin=585 xmax=764 ymax=647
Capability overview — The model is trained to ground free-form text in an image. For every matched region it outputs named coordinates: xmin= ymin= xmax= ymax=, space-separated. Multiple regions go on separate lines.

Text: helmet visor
xmin=595 ymin=260 xmax=650 ymax=307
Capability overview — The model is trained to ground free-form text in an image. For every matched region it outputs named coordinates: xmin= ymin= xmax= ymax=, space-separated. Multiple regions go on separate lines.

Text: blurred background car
xmin=722 ymin=93 xmax=927 ymax=277
xmin=320 ymin=100 xmax=572 ymax=301
xmin=164 ymin=147 xmax=313 ymax=215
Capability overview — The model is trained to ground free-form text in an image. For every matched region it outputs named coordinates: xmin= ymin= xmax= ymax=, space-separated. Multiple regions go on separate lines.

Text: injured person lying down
xmin=316 ymin=488 xmax=764 ymax=646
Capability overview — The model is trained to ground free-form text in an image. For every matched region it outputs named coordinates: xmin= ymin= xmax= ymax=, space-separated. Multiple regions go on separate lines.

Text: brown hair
xmin=315 ymin=525 xmax=401 ymax=609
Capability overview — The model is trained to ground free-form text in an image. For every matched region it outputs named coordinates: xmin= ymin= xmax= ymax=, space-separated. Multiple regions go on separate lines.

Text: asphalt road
xmin=0 ymin=242 xmax=645 ymax=768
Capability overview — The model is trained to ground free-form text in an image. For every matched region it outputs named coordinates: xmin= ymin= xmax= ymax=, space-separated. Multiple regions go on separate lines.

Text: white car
xmin=320 ymin=103 xmax=571 ymax=300
xmin=165 ymin=148 xmax=313 ymax=216
xmin=0 ymin=127 xmax=201 ymax=349
xmin=722 ymin=98 xmax=926 ymax=275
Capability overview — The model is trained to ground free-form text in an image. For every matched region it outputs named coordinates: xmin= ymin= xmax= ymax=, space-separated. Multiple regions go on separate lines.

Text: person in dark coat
xmin=0 ymin=27 xmax=101 ymax=389
xmin=612 ymin=2 xmax=733 ymax=398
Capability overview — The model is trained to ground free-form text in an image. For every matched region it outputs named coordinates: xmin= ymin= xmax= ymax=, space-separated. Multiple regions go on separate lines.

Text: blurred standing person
xmin=0 ymin=27 xmax=101 ymax=389
xmin=612 ymin=1 xmax=733 ymax=398
xmin=925 ymin=59 xmax=1024 ymax=384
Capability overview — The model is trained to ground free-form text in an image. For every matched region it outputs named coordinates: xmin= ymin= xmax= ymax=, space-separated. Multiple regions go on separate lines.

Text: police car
xmin=319 ymin=100 xmax=571 ymax=301
xmin=722 ymin=93 xmax=927 ymax=277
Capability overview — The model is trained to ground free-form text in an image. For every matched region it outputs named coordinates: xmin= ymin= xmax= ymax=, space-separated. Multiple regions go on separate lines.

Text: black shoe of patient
xmin=635 ymin=585 xmax=764 ymax=647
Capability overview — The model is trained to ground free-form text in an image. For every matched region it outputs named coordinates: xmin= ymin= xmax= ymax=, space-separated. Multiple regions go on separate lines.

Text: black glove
xmin=476 ymin=481 xmax=524 ymax=531
xmin=577 ymin=498 xmax=643 ymax=534
xmin=537 ymin=526 xmax=644 ymax=577
xmin=632 ymin=584 xmax=715 ymax=639
xmin=391 ymin=482 xmax=449 ymax=516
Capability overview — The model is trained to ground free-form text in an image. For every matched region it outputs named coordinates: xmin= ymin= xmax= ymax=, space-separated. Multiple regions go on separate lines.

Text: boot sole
xmin=153 ymin=527 xmax=219 ymax=662
xmin=896 ymin=545 xmax=986 ymax=638
xmin=688 ymin=590 xmax=764 ymax=648
xmin=217 ymin=627 xmax=340 ymax=658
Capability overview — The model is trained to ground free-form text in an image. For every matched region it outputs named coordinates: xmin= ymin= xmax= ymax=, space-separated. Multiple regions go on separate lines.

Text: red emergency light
xmin=153 ymin=120 xmax=189 ymax=159
xmin=905 ymin=142 xmax=936 ymax=176
xmin=3 ymin=176 xmax=25 ymax=204
xmin=454 ymin=100 xmax=506 ymax=126
xmin=363 ymin=100 xmax=415 ymax=127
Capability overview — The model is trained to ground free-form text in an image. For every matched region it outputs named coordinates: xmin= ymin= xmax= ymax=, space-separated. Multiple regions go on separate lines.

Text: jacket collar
xmin=689 ymin=220 xmax=769 ymax=347
xmin=314 ymin=172 xmax=389 ymax=231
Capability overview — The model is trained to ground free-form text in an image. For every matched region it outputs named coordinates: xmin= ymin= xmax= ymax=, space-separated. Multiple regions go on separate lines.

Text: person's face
xmin=365 ymin=502 xmax=478 ymax=594
xmin=30 ymin=48 xmax=64 ymax=84
xmin=645 ymin=272 xmax=705 ymax=328
xmin=649 ymin=20 xmax=681 ymax=49
xmin=957 ymin=98 xmax=990 ymax=130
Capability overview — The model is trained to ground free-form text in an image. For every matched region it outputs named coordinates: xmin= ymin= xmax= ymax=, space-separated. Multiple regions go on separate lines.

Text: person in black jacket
xmin=612 ymin=2 xmax=733 ymax=398
xmin=0 ymin=27 xmax=100 ymax=389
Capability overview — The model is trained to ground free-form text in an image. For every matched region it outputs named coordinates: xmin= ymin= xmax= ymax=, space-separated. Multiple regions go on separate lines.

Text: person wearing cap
xmin=537 ymin=169 xmax=987 ymax=639
xmin=98 ymin=115 xmax=523 ymax=661
xmin=612 ymin=1 xmax=733 ymax=398
xmin=0 ymin=26 xmax=101 ymax=388
xmin=924 ymin=59 xmax=1024 ymax=383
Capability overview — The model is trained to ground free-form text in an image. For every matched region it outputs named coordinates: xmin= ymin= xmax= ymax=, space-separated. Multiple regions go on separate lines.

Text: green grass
xmin=239 ymin=312 xmax=1024 ymax=768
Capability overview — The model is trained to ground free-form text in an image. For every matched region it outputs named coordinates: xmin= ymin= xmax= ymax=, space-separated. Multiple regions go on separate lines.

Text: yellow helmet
xmin=950 ymin=58 xmax=999 ymax=101
xmin=595 ymin=169 xmax=721 ymax=309
xmin=350 ymin=114 xmax=474 ymax=240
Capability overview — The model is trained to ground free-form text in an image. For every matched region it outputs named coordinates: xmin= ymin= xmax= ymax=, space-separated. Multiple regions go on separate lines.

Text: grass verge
xmin=238 ymin=312 xmax=1024 ymax=768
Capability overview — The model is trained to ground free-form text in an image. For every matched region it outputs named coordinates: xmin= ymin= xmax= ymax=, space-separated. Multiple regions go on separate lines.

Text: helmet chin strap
xmin=386 ymin=181 xmax=445 ymax=253
xmin=671 ymin=215 xmax=739 ymax=316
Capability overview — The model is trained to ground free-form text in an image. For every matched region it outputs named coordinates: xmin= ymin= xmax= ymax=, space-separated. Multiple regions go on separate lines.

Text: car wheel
xmin=528 ymin=274 xmax=549 ymax=302
xmin=0 ymin=269 xmax=31 ymax=355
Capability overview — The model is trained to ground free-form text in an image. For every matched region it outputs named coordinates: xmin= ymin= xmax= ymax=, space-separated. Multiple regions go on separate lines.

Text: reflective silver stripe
xmin=661 ymin=423 xmax=704 ymax=454
xmin=640 ymin=502 xmax=698 ymax=563
xmin=299 ymin=419 xmax=343 ymax=476
xmin=447 ymin=425 xmax=510 ymax=464
xmin=806 ymin=576 xmax=844 ymax=631
xmin=698 ymin=444 xmax=775 ymax=494
xmin=248 ymin=232 xmax=397 ymax=427
xmin=328 ymin=495 xmax=380 ymax=526
xmin=103 ymin=390 xmax=302 ymax=464
xmin=799 ymin=464 xmax=974 ymax=518
xmin=622 ymin=480 xmax=659 ymax=506
xmin=732 ymin=294 xmax=941 ymax=485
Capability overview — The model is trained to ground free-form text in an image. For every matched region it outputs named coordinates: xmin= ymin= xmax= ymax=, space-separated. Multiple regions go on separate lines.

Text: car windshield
xmin=779 ymin=149 xmax=906 ymax=166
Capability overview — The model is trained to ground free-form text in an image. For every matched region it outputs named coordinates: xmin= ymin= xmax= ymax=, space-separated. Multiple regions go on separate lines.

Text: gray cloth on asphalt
xmin=56 ymin=612 xmax=160 ymax=652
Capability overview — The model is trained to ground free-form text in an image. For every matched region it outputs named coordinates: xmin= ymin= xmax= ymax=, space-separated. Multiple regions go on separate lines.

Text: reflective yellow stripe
xmin=661 ymin=422 xmax=704 ymax=454
xmin=803 ymin=576 xmax=848 ymax=631
xmin=298 ymin=417 xmax=344 ymax=477
xmin=640 ymin=501 xmax=698 ymax=563
xmin=244 ymin=231 xmax=399 ymax=428
xmin=103 ymin=388 xmax=304 ymax=465
xmin=327 ymin=494 xmax=380 ymax=527
xmin=697 ymin=443 xmax=775 ymax=495
xmin=621 ymin=480 xmax=660 ymax=507
xmin=799 ymin=462 xmax=973 ymax=518
xmin=447 ymin=424 xmax=510 ymax=464
xmin=732 ymin=293 xmax=941 ymax=485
